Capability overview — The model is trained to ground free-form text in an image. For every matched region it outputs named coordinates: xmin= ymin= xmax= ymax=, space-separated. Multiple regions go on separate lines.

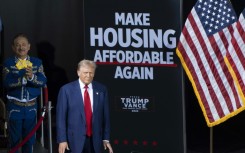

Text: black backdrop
xmin=0 ymin=0 xmax=245 ymax=153
xmin=83 ymin=0 xmax=184 ymax=152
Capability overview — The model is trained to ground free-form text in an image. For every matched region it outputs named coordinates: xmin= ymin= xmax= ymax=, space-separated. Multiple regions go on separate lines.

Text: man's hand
xmin=25 ymin=66 xmax=33 ymax=79
xmin=103 ymin=141 xmax=113 ymax=153
xmin=58 ymin=142 xmax=69 ymax=153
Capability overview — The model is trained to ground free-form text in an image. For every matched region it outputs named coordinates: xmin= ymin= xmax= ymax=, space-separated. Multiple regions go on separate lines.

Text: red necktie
xmin=84 ymin=85 xmax=92 ymax=136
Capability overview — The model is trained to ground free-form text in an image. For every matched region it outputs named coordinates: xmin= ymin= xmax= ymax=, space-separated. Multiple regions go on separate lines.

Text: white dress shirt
xmin=78 ymin=79 xmax=93 ymax=112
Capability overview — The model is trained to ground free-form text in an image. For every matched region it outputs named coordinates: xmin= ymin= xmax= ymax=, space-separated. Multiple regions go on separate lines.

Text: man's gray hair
xmin=77 ymin=59 xmax=97 ymax=70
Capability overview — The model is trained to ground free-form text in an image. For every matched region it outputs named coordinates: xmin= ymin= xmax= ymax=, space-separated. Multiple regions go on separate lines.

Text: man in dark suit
xmin=56 ymin=59 xmax=113 ymax=153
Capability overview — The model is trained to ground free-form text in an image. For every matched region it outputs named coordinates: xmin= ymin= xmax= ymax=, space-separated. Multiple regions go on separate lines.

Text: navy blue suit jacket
xmin=56 ymin=80 xmax=110 ymax=153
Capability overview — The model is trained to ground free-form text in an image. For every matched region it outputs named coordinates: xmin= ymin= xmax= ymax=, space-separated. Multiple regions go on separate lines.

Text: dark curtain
xmin=0 ymin=0 xmax=84 ymax=81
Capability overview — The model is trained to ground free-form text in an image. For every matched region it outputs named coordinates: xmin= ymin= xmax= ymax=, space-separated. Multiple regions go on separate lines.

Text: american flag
xmin=225 ymin=9 xmax=245 ymax=107
xmin=176 ymin=0 xmax=245 ymax=127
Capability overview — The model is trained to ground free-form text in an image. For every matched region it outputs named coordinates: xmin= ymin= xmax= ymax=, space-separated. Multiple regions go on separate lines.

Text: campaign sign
xmin=84 ymin=0 xmax=185 ymax=152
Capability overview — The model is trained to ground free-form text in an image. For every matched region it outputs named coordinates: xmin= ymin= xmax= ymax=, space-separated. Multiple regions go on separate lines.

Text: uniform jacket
xmin=56 ymin=80 xmax=111 ymax=153
xmin=3 ymin=56 xmax=47 ymax=100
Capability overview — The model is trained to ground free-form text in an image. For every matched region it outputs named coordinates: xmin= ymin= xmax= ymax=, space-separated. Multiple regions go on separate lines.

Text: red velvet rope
xmin=9 ymin=86 xmax=49 ymax=153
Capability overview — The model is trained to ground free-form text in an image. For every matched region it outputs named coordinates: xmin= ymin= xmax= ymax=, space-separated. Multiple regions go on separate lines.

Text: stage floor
xmin=0 ymin=142 xmax=48 ymax=153
xmin=1 ymin=144 xmax=245 ymax=153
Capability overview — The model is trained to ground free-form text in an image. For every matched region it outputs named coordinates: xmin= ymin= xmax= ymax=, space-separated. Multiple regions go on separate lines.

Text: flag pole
xmin=210 ymin=127 xmax=213 ymax=153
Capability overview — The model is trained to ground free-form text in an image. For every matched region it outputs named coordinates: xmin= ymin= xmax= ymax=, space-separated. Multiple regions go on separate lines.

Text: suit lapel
xmin=92 ymin=82 xmax=99 ymax=114
xmin=74 ymin=80 xmax=86 ymax=122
